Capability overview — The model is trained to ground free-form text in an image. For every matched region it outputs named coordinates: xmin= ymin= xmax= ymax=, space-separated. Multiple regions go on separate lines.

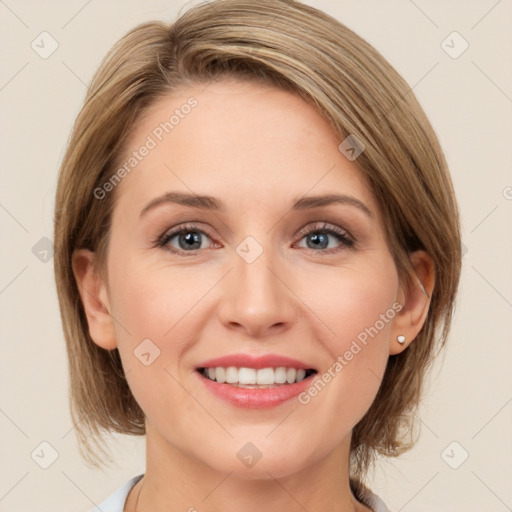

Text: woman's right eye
xmin=157 ymin=224 xmax=216 ymax=255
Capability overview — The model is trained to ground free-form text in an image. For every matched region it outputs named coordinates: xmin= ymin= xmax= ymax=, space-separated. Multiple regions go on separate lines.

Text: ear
xmin=72 ymin=249 xmax=118 ymax=350
xmin=389 ymin=250 xmax=435 ymax=355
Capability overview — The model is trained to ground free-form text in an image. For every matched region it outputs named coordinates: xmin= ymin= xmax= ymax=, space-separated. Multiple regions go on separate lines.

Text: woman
xmin=53 ymin=0 xmax=461 ymax=510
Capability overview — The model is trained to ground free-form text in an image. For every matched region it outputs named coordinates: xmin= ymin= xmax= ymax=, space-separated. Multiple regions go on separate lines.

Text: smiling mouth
xmin=196 ymin=366 xmax=318 ymax=387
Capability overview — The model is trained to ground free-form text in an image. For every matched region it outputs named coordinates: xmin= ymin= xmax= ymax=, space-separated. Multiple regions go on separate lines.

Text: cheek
xmin=107 ymin=253 xmax=210 ymax=349
xmin=106 ymin=259 xmax=199 ymax=422
xmin=297 ymin=259 xmax=398 ymax=417
xmin=105 ymin=251 xmax=227 ymax=411
xmin=301 ymin=258 xmax=398 ymax=351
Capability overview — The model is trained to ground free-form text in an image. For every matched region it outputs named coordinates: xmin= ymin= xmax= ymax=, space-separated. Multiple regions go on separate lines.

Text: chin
xmin=217 ymin=458 xmax=307 ymax=481
xmin=201 ymin=440 xmax=317 ymax=481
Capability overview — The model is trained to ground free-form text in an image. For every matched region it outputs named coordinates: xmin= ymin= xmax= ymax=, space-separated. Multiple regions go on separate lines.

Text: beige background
xmin=1 ymin=0 xmax=511 ymax=510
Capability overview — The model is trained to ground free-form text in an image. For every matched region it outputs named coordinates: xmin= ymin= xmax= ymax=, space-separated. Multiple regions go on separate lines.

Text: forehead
xmin=112 ymin=78 xmax=376 ymax=216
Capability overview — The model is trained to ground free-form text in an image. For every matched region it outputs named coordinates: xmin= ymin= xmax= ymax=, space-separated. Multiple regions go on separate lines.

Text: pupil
xmin=308 ymin=232 xmax=327 ymax=249
xmin=180 ymin=231 xmax=201 ymax=250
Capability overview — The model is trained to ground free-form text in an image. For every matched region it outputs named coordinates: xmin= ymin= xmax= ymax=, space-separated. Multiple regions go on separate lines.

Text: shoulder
xmin=89 ymin=474 xmax=144 ymax=512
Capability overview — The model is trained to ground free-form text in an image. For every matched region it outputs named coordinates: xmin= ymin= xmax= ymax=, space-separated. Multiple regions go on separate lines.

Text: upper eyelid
xmin=160 ymin=223 xmax=213 ymax=240
xmin=297 ymin=221 xmax=351 ymax=236
xmin=161 ymin=221 xmax=347 ymax=238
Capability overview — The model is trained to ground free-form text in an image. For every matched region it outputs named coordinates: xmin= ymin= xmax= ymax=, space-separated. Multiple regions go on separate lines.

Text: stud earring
xmin=397 ymin=335 xmax=406 ymax=344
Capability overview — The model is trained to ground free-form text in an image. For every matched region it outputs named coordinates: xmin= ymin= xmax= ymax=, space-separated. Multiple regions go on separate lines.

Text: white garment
xmin=91 ymin=474 xmax=392 ymax=512
xmin=91 ymin=475 xmax=143 ymax=512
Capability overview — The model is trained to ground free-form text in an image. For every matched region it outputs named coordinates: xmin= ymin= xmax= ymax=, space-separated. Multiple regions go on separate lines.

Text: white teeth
xmin=201 ymin=366 xmax=314 ymax=385
xmin=286 ymin=368 xmax=297 ymax=384
xmin=215 ymin=367 xmax=226 ymax=383
xmin=225 ymin=366 xmax=238 ymax=384
xmin=238 ymin=367 xmax=256 ymax=385
xmin=274 ymin=367 xmax=287 ymax=384
xmin=256 ymin=368 xmax=275 ymax=385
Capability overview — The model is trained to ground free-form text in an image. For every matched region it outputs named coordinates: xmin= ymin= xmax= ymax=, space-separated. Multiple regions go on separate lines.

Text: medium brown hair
xmin=54 ymin=0 xmax=461 ymax=492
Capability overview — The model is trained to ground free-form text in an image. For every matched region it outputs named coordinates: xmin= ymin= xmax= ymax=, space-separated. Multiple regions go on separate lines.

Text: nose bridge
xmin=235 ymin=235 xmax=283 ymax=307
xmin=218 ymin=233 xmax=295 ymax=335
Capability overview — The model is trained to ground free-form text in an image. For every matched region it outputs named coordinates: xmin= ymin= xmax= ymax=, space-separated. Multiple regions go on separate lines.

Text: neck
xmin=125 ymin=422 xmax=371 ymax=512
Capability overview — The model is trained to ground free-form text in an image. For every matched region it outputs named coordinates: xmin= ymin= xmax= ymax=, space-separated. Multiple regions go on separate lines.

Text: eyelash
xmin=154 ymin=222 xmax=355 ymax=256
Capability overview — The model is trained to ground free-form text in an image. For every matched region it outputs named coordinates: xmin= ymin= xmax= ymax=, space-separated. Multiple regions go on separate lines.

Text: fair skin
xmin=73 ymin=79 xmax=434 ymax=512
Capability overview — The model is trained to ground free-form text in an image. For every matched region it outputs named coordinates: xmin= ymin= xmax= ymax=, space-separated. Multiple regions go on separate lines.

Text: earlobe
xmin=389 ymin=251 xmax=435 ymax=355
xmin=72 ymin=249 xmax=118 ymax=350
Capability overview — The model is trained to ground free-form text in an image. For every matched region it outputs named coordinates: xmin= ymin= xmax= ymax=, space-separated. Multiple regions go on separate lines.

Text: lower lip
xmin=196 ymin=370 xmax=316 ymax=409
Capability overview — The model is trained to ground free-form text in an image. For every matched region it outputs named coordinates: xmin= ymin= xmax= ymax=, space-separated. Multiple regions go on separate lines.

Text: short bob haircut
xmin=54 ymin=0 xmax=461 ymax=494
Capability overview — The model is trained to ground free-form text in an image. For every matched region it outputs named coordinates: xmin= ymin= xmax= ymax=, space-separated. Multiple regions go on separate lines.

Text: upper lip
xmin=196 ymin=353 xmax=316 ymax=370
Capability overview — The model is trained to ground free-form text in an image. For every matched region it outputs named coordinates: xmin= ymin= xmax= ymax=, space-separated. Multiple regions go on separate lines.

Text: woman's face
xmin=101 ymin=78 xmax=403 ymax=478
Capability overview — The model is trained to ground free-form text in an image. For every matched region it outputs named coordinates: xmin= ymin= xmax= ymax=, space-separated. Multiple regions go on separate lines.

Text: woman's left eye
xmin=295 ymin=222 xmax=355 ymax=252
xmin=155 ymin=222 xmax=354 ymax=255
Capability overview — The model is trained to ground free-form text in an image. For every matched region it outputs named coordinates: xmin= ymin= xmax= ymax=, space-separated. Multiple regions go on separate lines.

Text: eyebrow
xmin=139 ymin=191 xmax=373 ymax=218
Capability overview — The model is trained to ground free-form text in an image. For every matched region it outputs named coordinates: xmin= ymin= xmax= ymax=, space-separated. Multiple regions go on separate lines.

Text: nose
xmin=216 ymin=244 xmax=297 ymax=338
